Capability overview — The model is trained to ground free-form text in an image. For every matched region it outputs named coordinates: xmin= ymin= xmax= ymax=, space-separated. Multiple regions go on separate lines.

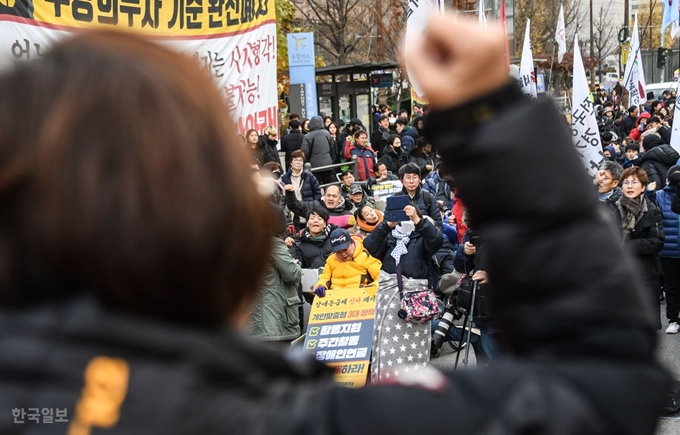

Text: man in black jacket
xmin=621 ymin=105 xmax=639 ymax=136
xmin=394 ymin=163 xmax=442 ymax=228
xmin=371 ymin=115 xmax=391 ymax=157
xmin=281 ymin=119 xmax=304 ymax=169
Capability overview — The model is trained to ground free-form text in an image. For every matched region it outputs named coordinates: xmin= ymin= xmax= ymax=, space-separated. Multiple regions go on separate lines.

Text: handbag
xmin=395 ymin=262 xmax=440 ymax=324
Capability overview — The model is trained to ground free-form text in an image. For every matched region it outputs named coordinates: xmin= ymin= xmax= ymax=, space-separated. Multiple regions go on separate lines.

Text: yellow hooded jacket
xmin=316 ymin=236 xmax=381 ymax=293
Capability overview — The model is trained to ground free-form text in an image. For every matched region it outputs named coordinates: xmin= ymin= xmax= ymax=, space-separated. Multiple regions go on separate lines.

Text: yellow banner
xmin=304 ymin=288 xmax=376 ymax=387
xmin=31 ymin=0 xmax=275 ymax=36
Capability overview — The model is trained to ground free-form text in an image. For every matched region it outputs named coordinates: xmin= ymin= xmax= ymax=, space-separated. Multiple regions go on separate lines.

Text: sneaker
xmin=666 ymin=322 xmax=680 ymax=334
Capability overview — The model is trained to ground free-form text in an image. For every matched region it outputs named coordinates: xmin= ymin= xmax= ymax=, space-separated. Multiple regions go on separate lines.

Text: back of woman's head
xmin=0 ymin=30 xmax=272 ymax=326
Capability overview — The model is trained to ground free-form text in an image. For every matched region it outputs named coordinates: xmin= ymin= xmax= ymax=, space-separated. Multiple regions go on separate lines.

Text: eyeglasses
xmin=622 ymin=180 xmax=640 ymax=186
xmin=403 ymin=175 xmax=420 ymax=182
xmin=292 ymin=158 xmax=304 ymax=163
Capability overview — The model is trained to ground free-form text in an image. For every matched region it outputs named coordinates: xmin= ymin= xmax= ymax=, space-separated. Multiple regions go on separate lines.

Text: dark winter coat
xmin=620 ymin=113 xmax=638 ymax=136
xmin=290 ymin=225 xmax=338 ymax=269
xmin=656 ymin=185 xmax=680 ymax=258
xmin=401 ymin=116 xmax=423 ymax=152
xmin=370 ymin=127 xmax=391 ymax=156
xmin=258 ymin=135 xmax=280 ymax=165
xmin=674 ymin=185 xmax=680 ymax=214
xmin=409 ymin=147 xmax=435 ymax=180
xmin=363 ymin=219 xmax=443 ymax=281
xmin=301 ymin=116 xmax=335 ymax=168
xmin=335 ymin=126 xmax=352 ymax=161
xmin=281 ymin=130 xmax=304 ymax=167
xmin=393 ymin=186 xmax=442 ymax=228
xmin=280 ymin=169 xmax=321 ymax=203
xmin=606 ymin=196 xmax=664 ymax=329
xmin=378 ymin=146 xmax=409 ymax=175
xmin=634 ymin=139 xmax=680 ymax=189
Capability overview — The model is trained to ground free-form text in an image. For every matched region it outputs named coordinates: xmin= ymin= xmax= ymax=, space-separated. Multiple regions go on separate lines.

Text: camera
xmin=432 ymin=296 xmax=462 ymax=349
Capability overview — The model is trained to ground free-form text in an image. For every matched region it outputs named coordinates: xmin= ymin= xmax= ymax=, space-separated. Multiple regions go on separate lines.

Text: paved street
xmin=430 ymin=301 xmax=680 ymax=434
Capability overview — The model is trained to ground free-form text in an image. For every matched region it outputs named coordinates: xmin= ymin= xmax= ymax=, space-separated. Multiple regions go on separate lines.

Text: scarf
xmin=357 ymin=210 xmax=384 ymax=234
xmin=390 ymin=226 xmax=410 ymax=265
xmin=302 ymin=225 xmax=332 ymax=247
xmin=617 ymin=195 xmax=647 ymax=237
xmin=289 ymin=169 xmax=303 ymax=201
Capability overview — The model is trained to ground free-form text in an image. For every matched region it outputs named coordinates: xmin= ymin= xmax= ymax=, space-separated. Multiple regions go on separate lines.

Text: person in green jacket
xmin=247 ymin=204 xmax=303 ymax=342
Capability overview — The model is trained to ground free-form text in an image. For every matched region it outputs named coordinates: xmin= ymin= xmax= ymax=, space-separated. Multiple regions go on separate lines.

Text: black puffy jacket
xmin=636 ymin=139 xmax=680 ymax=189
xmin=364 ymin=219 xmax=443 ymax=281
xmin=606 ymin=197 xmax=664 ymax=329
xmin=378 ymin=147 xmax=409 ymax=174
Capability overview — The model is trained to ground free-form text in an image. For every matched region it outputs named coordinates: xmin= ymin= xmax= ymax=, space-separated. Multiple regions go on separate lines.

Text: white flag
xmin=518 ymin=19 xmax=537 ymax=99
xmin=673 ymin=21 xmax=680 ymax=39
xmin=478 ymin=0 xmax=487 ymax=26
xmin=670 ymin=74 xmax=680 ymax=153
xmin=555 ymin=3 xmax=566 ymax=63
xmin=571 ymin=35 xmax=602 ymax=176
xmin=623 ymin=15 xmax=647 ymax=106
xmin=662 ymin=0 xmax=680 ymax=35
xmin=405 ymin=0 xmax=441 ymax=97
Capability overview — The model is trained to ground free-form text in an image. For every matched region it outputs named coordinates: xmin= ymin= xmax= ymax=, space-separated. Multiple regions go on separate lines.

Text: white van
xmin=645 ymin=81 xmax=678 ymax=100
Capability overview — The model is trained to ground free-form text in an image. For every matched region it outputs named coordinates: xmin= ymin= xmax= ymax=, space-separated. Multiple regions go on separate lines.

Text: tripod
xmin=453 ymin=278 xmax=479 ymax=370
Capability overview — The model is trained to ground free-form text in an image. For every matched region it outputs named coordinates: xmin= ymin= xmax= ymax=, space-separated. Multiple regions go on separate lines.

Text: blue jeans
xmin=431 ymin=317 xmax=504 ymax=363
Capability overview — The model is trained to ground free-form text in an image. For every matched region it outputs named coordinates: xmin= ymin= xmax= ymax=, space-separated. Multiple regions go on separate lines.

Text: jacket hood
xmin=603 ymin=145 xmax=617 ymax=160
xmin=643 ymin=134 xmax=666 ymax=151
xmin=636 ymin=112 xmax=651 ymax=126
xmin=308 ymin=116 xmax=324 ymax=131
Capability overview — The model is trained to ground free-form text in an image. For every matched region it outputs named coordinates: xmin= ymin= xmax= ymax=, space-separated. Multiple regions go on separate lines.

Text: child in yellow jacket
xmin=314 ymin=229 xmax=381 ymax=297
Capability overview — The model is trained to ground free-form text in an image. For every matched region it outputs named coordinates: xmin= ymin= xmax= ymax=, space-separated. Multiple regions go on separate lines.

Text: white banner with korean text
xmin=0 ymin=0 xmax=277 ymax=135
xmin=571 ymin=35 xmax=602 ymax=176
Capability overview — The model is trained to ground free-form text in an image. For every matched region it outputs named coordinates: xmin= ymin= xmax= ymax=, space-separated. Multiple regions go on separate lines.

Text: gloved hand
xmin=314 ymin=286 xmax=327 ymax=298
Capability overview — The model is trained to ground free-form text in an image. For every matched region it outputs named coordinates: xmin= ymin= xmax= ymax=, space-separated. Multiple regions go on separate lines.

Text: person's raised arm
xmin=410 ymin=15 xmax=668 ymax=433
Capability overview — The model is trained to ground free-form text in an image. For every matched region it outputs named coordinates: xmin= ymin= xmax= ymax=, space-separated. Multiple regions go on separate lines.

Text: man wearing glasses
xmin=594 ymin=161 xmax=623 ymax=203
xmin=395 ymin=163 xmax=442 ymax=228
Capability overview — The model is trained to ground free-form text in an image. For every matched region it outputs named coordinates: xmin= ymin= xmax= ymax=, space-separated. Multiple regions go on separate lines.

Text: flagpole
xmin=549 ymin=45 xmax=557 ymax=94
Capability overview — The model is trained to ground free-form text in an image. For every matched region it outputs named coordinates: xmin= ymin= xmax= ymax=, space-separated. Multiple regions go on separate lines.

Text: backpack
xmin=422 ymin=189 xmax=433 ymax=213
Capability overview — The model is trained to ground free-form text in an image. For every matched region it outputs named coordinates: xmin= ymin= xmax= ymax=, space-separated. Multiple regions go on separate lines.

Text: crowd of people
xmin=245 ymin=84 xmax=680 ymax=370
xmin=248 ymin=107 xmax=488 ymax=355
xmin=0 ymin=16 xmax=675 ymax=435
xmin=592 ymin=86 xmax=680 ymax=334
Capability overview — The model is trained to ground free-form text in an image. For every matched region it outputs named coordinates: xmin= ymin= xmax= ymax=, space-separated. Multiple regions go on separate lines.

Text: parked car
xmin=645 ymin=81 xmax=678 ymax=100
